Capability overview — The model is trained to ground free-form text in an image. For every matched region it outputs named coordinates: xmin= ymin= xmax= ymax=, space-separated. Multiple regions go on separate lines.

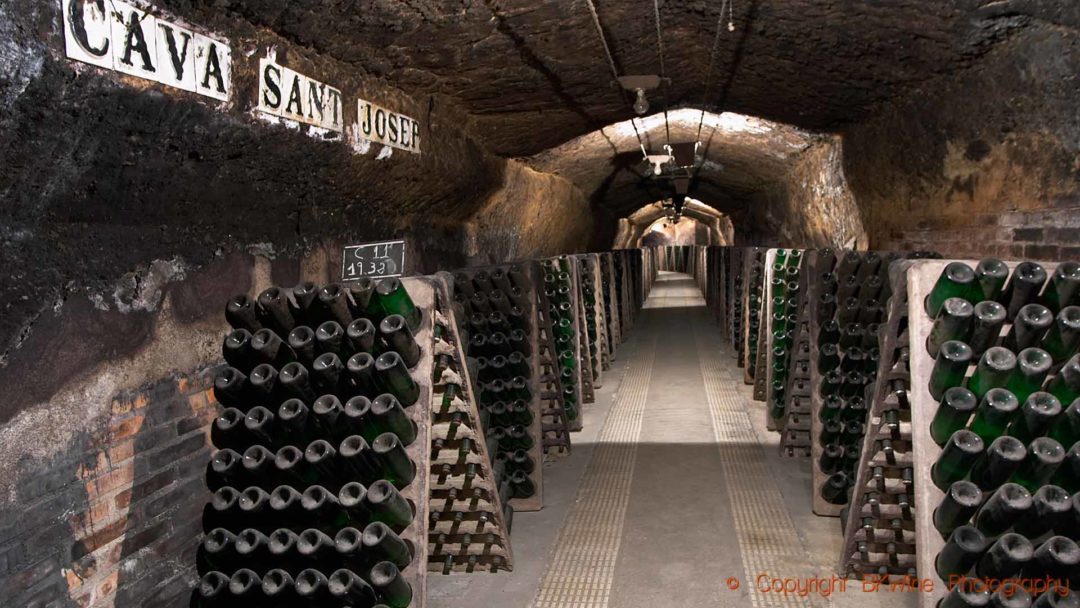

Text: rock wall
xmin=843 ymin=24 xmax=1080 ymax=260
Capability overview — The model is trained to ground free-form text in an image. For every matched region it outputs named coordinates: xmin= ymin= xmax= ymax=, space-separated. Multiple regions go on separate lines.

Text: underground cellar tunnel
xmin=2 ymin=1 xmax=1080 ymax=607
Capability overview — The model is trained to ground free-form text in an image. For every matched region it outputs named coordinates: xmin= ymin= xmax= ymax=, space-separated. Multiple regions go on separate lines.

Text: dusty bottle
xmin=1002 ymin=262 xmax=1048 ymax=322
xmin=1042 ymin=262 xmax=1080 ymax=311
xmin=346 ymin=352 xmax=378 ymax=398
xmin=223 ymin=328 xmax=257 ymax=372
xmin=315 ymin=321 xmax=349 ymax=359
xmin=362 ymin=480 xmax=415 ymax=531
xmin=346 ymin=318 xmax=378 ymax=356
xmin=369 ymin=394 xmax=418 ymax=446
xmin=976 ymin=532 xmax=1033 ymax=580
xmin=1013 ymin=485 xmax=1073 ymax=539
xmin=970 ymin=435 xmax=1027 ymax=491
xmin=932 ymin=430 xmax=985 ymax=491
xmin=1042 ymin=306 xmax=1080 ymax=362
xmin=975 ymin=258 xmax=1010 ymax=302
xmin=970 ymin=388 xmax=1021 ymax=444
xmin=376 ymin=279 xmax=421 ymax=331
xmin=256 ymin=287 xmax=296 ymax=335
xmin=328 ymin=568 xmax=378 ymax=606
xmin=279 ymin=362 xmax=317 ymax=403
xmin=926 ymin=262 xmax=978 ymax=319
xmin=928 ymin=298 xmax=975 ymax=357
xmin=1011 ymin=437 xmax=1066 ymax=491
xmin=1004 ymin=303 xmax=1054 ymax=352
xmin=317 ymin=283 xmax=354 ymax=327
xmin=968 ymin=347 xmax=1017 ymax=401
xmin=936 ymin=525 xmax=987 ymax=580
xmin=969 ymin=301 xmax=1008 ymax=357
xmin=1007 ymin=392 xmax=1062 ymax=444
xmin=931 ymin=387 xmax=978 ymax=447
xmin=975 ymin=483 xmax=1033 ymax=537
xmin=934 ymin=481 xmax=983 ymax=538
xmin=370 ymin=561 xmax=412 ymax=608
xmin=287 ymin=326 xmax=318 ymax=364
xmin=380 ymin=314 xmax=421 ymax=368
xmin=375 ymin=352 xmax=420 ymax=406
xmin=226 ymin=294 xmax=262 ymax=332
xmin=929 ymin=340 xmax=974 ymax=401
xmin=1006 ymin=348 xmax=1052 ymax=405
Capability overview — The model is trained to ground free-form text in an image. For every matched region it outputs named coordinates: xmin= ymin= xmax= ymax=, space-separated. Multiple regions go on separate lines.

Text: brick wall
xmin=0 ymin=366 xmax=220 ymax=607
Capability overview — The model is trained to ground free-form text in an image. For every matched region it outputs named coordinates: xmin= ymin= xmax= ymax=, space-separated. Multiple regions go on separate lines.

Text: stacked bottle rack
xmin=196 ymin=277 xmax=436 ymax=608
xmin=907 ymin=259 xmax=1080 ymax=608
xmin=743 ymin=248 xmax=766 ymax=385
xmin=729 ymin=248 xmax=746 ymax=363
xmin=765 ymin=249 xmax=805 ymax=430
xmin=445 ymin=264 xmax=544 ymax=518
xmin=838 ymin=260 xmax=918 ymax=579
xmin=780 ymin=250 xmax=814 ymax=458
xmin=810 ymin=251 xmax=892 ymax=517
xmin=427 ymin=273 xmax=517 ymax=573
xmin=573 ymin=255 xmax=599 ymax=403
xmin=599 ymin=252 xmax=623 ymax=363
xmin=541 ymin=256 xmax=586 ymax=432
xmin=577 ymin=254 xmax=610 ymax=382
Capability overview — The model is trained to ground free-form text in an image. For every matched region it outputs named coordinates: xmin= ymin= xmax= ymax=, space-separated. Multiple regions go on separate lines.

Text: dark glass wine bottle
xmin=226 ymin=294 xmax=262 ymax=332
xmin=932 ymin=430 xmax=985 ymax=491
xmin=1007 ymin=392 xmax=1063 ymax=444
xmin=287 ymin=326 xmax=317 ymax=365
xmin=970 ymin=435 xmax=1027 ymax=491
xmin=969 ymin=388 xmax=1021 ymax=444
xmin=279 ymin=362 xmax=317 ymax=403
xmin=968 ymin=347 xmax=1017 ymax=401
xmin=362 ymin=480 xmax=414 ymax=530
xmin=1043 ymin=262 xmax=1080 ymax=312
xmin=975 ymin=258 xmax=1009 ymax=302
xmin=976 ymin=532 xmax=1032 ymax=580
xmin=362 ymin=521 xmax=413 ymax=568
xmin=1042 ymin=306 xmax=1080 ymax=363
xmin=251 ymin=328 xmax=296 ymax=368
xmin=936 ymin=525 xmax=987 ymax=580
xmin=928 ymin=298 xmax=975 ymax=358
xmin=969 ymin=300 xmax=1008 ymax=357
xmin=328 ymin=568 xmax=378 ymax=606
xmin=317 ymin=283 xmax=355 ymax=327
xmin=1011 ymin=437 xmax=1066 ymax=491
xmin=931 ymin=387 xmax=978 ymax=446
xmin=1002 ymin=262 xmax=1048 ymax=322
xmin=212 ymin=408 xmax=252 ymax=451
xmin=375 ymin=352 xmax=420 ymax=406
xmin=295 ymin=568 xmax=332 ymax=602
xmin=223 ymin=328 xmax=256 ymax=372
xmin=260 ymin=569 xmax=298 ymax=604
xmin=1013 ymin=485 xmax=1073 ymax=539
xmin=821 ymin=471 xmax=850 ymax=505
xmin=934 ymin=481 xmax=983 ymax=538
xmin=376 ymin=279 xmax=421 ymax=331
xmin=370 ymin=394 xmax=418 ymax=446
xmin=370 ymin=561 xmax=413 ymax=608
xmin=926 ymin=262 xmax=978 ymax=319
xmin=974 ymin=483 xmax=1033 ymax=537
xmin=227 ymin=568 xmax=262 ymax=602
xmin=929 ymin=341 xmax=974 ymax=401
xmin=380 ymin=314 xmax=421 ymax=368
xmin=213 ymin=367 xmax=251 ymax=410
xmin=1004 ymin=304 xmax=1054 ymax=352
xmin=372 ymin=432 xmax=416 ymax=487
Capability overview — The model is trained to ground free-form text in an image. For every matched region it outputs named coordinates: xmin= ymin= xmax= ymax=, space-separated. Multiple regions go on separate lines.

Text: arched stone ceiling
xmin=168 ymin=0 xmax=1061 ymax=156
xmin=527 ymin=109 xmax=820 ymax=217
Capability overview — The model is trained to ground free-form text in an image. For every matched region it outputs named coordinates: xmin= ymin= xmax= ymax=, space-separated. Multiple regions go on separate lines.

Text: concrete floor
xmin=429 ymin=272 xmax=918 ymax=608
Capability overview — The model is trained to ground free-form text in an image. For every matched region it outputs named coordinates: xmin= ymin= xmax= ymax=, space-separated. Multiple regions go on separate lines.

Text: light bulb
xmin=633 ymin=89 xmax=649 ymax=115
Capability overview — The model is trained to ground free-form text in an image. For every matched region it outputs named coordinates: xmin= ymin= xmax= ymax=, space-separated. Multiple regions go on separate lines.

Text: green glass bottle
xmin=376 ymin=278 xmax=422 ymax=331
xmin=967 ymin=347 xmax=1017 ymax=401
xmin=374 ymin=352 xmax=420 ymax=406
xmin=1006 ymin=347 xmax=1052 ymax=404
xmin=975 ymin=258 xmax=1010 ymax=302
xmin=1042 ymin=261 xmax=1080 ymax=312
xmin=968 ymin=301 xmax=1007 ymax=357
xmin=931 ymin=387 xmax=978 ymax=446
xmin=1004 ymin=303 xmax=1054 ymax=352
xmin=1048 ymin=399 xmax=1080 ymax=448
xmin=818 ymin=343 xmax=840 ymax=372
xmin=974 ymin=483 xmax=1033 ymax=537
xmin=1046 ymin=355 xmax=1080 ymax=405
xmin=926 ymin=262 xmax=978 ymax=319
xmin=1002 ymin=262 xmax=1048 ymax=322
xmin=370 ymin=394 xmax=418 ymax=446
xmin=370 ymin=561 xmax=412 ymax=608
xmin=927 ymin=298 xmax=975 ymax=357
xmin=1041 ymin=305 xmax=1080 ymax=362
xmin=969 ymin=388 xmax=1020 ymax=443
xmin=932 ymin=430 xmax=985 ymax=490
xmin=1049 ymin=442 xmax=1080 ymax=493
xmin=934 ymin=481 xmax=983 ymax=538
xmin=1011 ymin=437 xmax=1066 ymax=491
xmin=361 ymin=480 xmax=415 ymax=530
xmin=820 ymin=471 xmax=851 ymax=505
xmin=371 ymin=432 xmax=416 ymax=488
xmin=975 ymin=533 xmax=1033 ymax=581
xmin=929 ymin=340 xmax=974 ymax=401
xmin=939 ymin=578 xmax=990 ymax=608
xmin=1007 ymin=392 xmax=1062 ymax=444
xmin=969 ymin=435 xmax=1027 ymax=491
xmin=935 ymin=525 xmax=987 ymax=580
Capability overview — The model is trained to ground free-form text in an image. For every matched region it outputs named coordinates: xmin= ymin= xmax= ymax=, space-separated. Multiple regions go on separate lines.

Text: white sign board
xmin=257 ymin=58 xmax=344 ymax=133
xmin=356 ymin=99 xmax=421 ymax=154
xmin=62 ymin=0 xmax=231 ymax=101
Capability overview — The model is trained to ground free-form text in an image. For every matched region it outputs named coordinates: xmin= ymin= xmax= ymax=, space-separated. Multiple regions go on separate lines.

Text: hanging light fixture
xmin=617 ymin=75 xmax=662 ymax=116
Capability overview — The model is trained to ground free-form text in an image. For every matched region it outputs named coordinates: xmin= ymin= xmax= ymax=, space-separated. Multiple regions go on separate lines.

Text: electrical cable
xmin=583 ymin=0 xmax=648 ymax=158
xmin=695 ymin=0 xmax=731 ymax=144
xmin=653 ymin=0 xmax=671 ymax=146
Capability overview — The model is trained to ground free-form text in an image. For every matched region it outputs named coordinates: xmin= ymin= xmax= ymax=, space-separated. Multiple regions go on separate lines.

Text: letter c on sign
xmin=69 ymin=0 xmax=110 ymax=57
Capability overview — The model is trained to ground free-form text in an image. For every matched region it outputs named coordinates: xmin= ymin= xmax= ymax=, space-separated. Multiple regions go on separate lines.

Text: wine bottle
xmin=362 ymin=480 xmax=414 ymax=530
xmin=931 ymin=387 xmax=978 ymax=446
xmin=235 ymin=528 xmax=273 ymax=568
xmin=311 ymin=394 xmax=345 ymax=441
xmin=975 ymin=258 xmax=1009 ymax=302
xmin=295 ymin=568 xmax=332 ymax=602
xmin=291 ymin=281 xmax=319 ymax=325
xmin=928 ymin=298 xmax=975 ymax=357
xmin=969 ymin=301 xmax=1008 ymax=357
xmin=969 ymin=388 xmax=1021 ymax=444
xmin=226 ymin=294 xmax=262 ymax=332
xmin=976 ymin=533 xmax=1033 ymax=580
xmin=347 ymin=318 xmax=378 ymax=356
xmin=317 ymin=283 xmax=355 ymax=327
xmin=974 ymin=483 xmax=1033 ymax=537
xmin=208 ymin=449 xmax=246 ymax=491
xmin=934 ymin=481 xmax=983 ymax=538
xmin=304 ymin=439 xmax=343 ymax=484
xmin=251 ymin=328 xmax=296 ymax=368
xmin=269 ymin=485 xmax=305 ymax=524
xmin=238 ymin=486 xmax=273 ymax=522
xmin=939 ymin=577 xmax=990 ymax=608
xmin=277 ymin=399 xmax=312 ymax=446
xmin=312 ymin=353 xmax=349 ymax=398
xmin=260 ymin=569 xmax=298 ymax=604
xmin=1013 ymin=485 xmax=1073 ymax=539
xmin=926 ymin=262 xmax=978 ymax=318
xmin=267 ymin=528 xmax=300 ymax=561
xmin=302 ymin=485 xmax=351 ymax=529
xmin=199 ymin=528 xmax=240 ymax=574
xmin=821 ymin=471 xmax=850 ymax=505
xmin=968 ymin=347 xmax=1017 ymax=401
xmin=371 ymin=432 xmax=416 ymax=487
xmin=1012 ymin=437 xmax=1066 ymax=491
xmin=370 ymin=394 xmax=418 ymax=446
xmin=380 ymin=314 xmax=421 ymax=368
xmin=929 ymin=341 xmax=974 ymax=401
xmin=247 ymin=363 xmax=280 ymax=405
xmin=362 ymin=521 xmax=413 ymax=568
xmin=1025 ymin=536 xmax=1080 ymax=585
xmin=287 ymin=326 xmax=317 ymax=366
xmin=315 ymin=321 xmax=349 ymax=360
xmin=1049 ymin=441 xmax=1080 ymax=493
xmin=204 ymin=487 xmax=243 ymax=531
xmin=1048 ymin=400 xmax=1080 ymax=450
xmin=212 ymin=408 xmax=252 ymax=451
xmin=241 ymin=444 xmax=278 ymax=484
xmin=376 ymin=279 xmax=421 ymax=331
xmin=370 ymin=561 xmax=412 ymax=608
xmin=279 ymin=362 xmax=317 ymax=403
xmin=347 ymin=353 xmax=379 ymax=398
xmin=274 ymin=445 xmax=315 ymax=488
xmin=223 ymin=328 xmax=256 ymax=372
xmin=375 ymin=352 xmax=420 ymax=406
xmin=819 ymin=444 xmax=845 ymax=474
xmin=1004 ymin=304 xmax=1054 ymax=352
xmin=227 ymin=569 xmax=262 ymax=602
xmin=1007 ymin=392 xmax=1063 ymax=444
xmin=932 ymin=430 xmax=984 ymax=491
xmin=213 ymin=367 xmax=251 ymax=409
xmin=970 ymin=435 xmax=1027 ymax=490
xmin=1002 ymin=262 xmax=1048 ymax=322
xmin=1042 ymin=306 xmax=1080 ymax=362
xmin=936 ymin=525 xmax=987 ymax=580
xmin=328 ymin=568 xmax=378 ymax=606
xmin=1048 ymin=355 xmax=1080 ymax=406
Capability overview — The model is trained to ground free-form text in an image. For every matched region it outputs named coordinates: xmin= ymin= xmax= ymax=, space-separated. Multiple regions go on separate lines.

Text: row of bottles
xmin=768 ymin=248 xmax=804 ymax=423
xmin=746 ymin=249 xmax=766 ymax=376
xmin=197 ymin=278 xmax=427 ymax=607
xmin=542 ymin=257 xmax=581 ymax=424
xmin=577 ymin=255 xmax=604 ymax=387
xmin=815 ymin=251 xmax=896 ymax=506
